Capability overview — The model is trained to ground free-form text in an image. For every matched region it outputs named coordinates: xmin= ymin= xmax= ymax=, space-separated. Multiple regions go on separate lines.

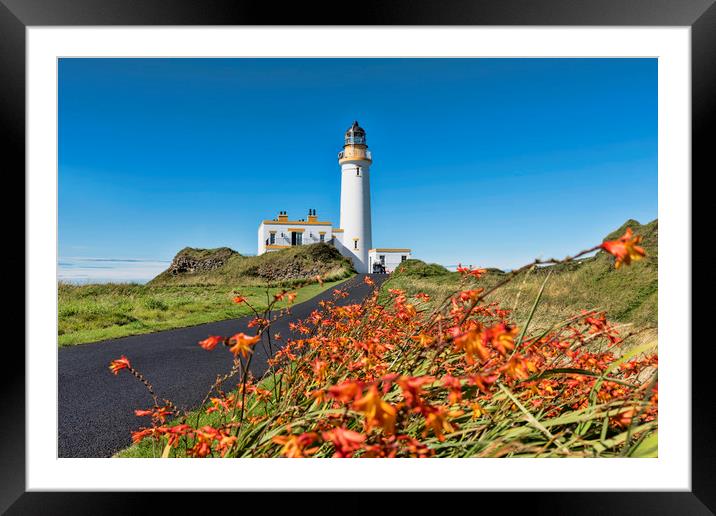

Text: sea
xmin=57 ymin=257 xmax=170 ymax=285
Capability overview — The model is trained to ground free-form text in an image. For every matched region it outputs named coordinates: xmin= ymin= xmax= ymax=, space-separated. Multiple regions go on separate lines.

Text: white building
xmin=257 ymin=209 xmax=339 ymax=255
xmin=368 ymin=248 xmax=412 ymax=274
xmin=257 ymin=121 xmax=411 ymax=274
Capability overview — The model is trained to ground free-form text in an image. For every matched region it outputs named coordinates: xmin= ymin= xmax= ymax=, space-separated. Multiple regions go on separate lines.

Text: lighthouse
xmin=338 ymin=121 xmax=373 ymax=273
xmin=257 ymin=121 xmax=410 ymax=273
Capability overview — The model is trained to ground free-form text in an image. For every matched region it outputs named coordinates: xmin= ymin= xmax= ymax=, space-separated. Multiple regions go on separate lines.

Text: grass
xmin=58 ymin=277 xmax=352 ymax=347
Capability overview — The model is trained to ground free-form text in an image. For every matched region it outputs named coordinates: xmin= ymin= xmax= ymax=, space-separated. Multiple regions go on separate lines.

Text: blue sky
xmin=59 ymin=58 xmax=657 ymax=281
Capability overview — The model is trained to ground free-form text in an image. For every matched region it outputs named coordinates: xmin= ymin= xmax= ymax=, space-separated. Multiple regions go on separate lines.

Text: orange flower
xmin=422 ymin=406 xmax=457 ymax=442
xmin=188 ymin=425 xmax=221 ymax=458
xmin=134 ymin=405 xmax=172 ymax=423
xmin=411 ymin=333 xmax=434 ymax=347
xmin=322 ymin=427 xmax=366 ymax=458
xmin=272 ymin=432 xmax=320 ymax=458
xmin=312 ymin=359 xmax=328 ymax=383
xmin=397 ymin=303 xmax=417 ymax=320
xmin=332 ymin=288 xmax=349 ymax=299
xmin=228 ymin=332 xmax=261 ymax=358
xmin=601 ymin=228 xmax=646 ymax=268
xmin=353 ymin=385 xmax=397 ymax=434
xmin=248 ymin=317 xmax=269 ymax=329
xmin=611 ymin=408 xmax=636 ymax=429
xmin=315 ymin=274 xmax=324 ymax=285
xmin=206 ymin=396 xmax=233 ymax=415
xmin=453 ymin=327 xmax=490 ymax=364
xmin=442 ymin=375 xmax=463 ymax=404
xmin=457 ymin=264 xmax=487 ymax=279
xmin=503 ymin=355 xmax=535 ymax=380
xmin=468 ymin=373 xmax=498 ymax=393
xmin=232 ymin=295 xmax=247 ymax=304
xmin=109 ymin=356 xmax=131 ymax=375
xmin=415 ymin=292 xmax=431 ymax=302
xmin=363 ymin=276 xmax=375 ymax=286
xmin=198 ymin=335 xmax=224 ymax=351
xmin=165 ymin=424 xmax=192 ymax=447
xmin=486 ymin=323 xmax=518 ymax=356
xmin=215 ymin=429 xmax=238 ymax=457
xmin=584 ymin=312 xmax=608 ymax=333
xmin=470 ymin=402 xmax=485 ymax=420
xmin=396 ymin=376 xmax=434 ymax=408
xmin=458 ymin=289 xmax=483 ymax=303
xmin=327 ymin=380 xmax=364 ymax=403
xmin=286 ymin=291 xmax=297 ymax=303
xmin=399 ymin=435 xmax=434 ymax=458
xmin=131 ymin=427 xmax=155 ymax=444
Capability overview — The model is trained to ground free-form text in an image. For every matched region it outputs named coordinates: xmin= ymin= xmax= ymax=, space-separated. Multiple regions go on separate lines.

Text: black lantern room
xmin=344 ymin=120 xmax=367 ymax=146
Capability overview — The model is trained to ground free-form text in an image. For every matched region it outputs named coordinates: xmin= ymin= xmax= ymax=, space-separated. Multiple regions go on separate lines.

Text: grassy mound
xmin=150 ymin=243 xmax=355 ymax=287
xmin=393 ymin=259 xmax=451 ymax=278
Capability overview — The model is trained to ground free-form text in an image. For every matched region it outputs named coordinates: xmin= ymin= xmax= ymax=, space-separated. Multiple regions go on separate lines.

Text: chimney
xmin=278 ymin=211 xmax=289 ymax=223
xmin=308 ymin=208 xmax=317 ymax=223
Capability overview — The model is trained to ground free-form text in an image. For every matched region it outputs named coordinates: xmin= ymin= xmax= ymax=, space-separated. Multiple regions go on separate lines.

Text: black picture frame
xmin=2 ymin=0 xmax=712 ymax=513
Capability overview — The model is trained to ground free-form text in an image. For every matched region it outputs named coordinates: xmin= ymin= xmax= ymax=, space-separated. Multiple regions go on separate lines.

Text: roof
xmin=345 ymin=120 xmax=365 ymax=136
xmin=261 ymin=220 xmax=333 ymax=226
xmin=369 ymin=248 xmax=411 ymax=253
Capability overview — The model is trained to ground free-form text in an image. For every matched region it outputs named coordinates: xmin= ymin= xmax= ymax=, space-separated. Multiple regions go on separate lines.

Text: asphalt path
xmin=58 ymin=273 xmax=386 ymax=457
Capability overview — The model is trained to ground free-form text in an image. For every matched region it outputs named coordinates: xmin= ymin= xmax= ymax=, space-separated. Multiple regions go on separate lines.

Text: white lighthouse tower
xmin=338 ymin=121 xmax=373 ymax=273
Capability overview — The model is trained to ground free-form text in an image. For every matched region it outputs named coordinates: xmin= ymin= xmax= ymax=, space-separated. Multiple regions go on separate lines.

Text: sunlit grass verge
xmin=59 ymin=277 xmax=352 ymax=347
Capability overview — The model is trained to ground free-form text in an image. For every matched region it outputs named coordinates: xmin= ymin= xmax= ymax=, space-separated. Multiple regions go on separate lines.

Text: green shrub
xmin=144 ymin=298 xmax=169 ymax=311
xmin=394 ymin=259 xmax=450 ymax=278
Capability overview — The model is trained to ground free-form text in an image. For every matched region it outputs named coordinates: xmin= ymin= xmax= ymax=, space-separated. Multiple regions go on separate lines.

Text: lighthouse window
xmin=354 ymin=240 xmax=359 ymax=250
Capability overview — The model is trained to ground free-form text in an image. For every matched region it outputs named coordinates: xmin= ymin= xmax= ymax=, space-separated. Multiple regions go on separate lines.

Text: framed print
xmin=2 ymin=0 xmax=713 ymax=513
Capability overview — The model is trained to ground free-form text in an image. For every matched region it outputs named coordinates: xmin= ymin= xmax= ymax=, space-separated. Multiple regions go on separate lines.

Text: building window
xmin=291 ymin=232 xmax=303 ymax=246
xmin=269 ymin=233 xmax=275 ymax=245
xmin=320 ymin=234 xmax=325 ymax=242
xmin=401 ymin=255 xmax=407 ymax=262
xmin=379 ymin=255 xmax=385 ymax=264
